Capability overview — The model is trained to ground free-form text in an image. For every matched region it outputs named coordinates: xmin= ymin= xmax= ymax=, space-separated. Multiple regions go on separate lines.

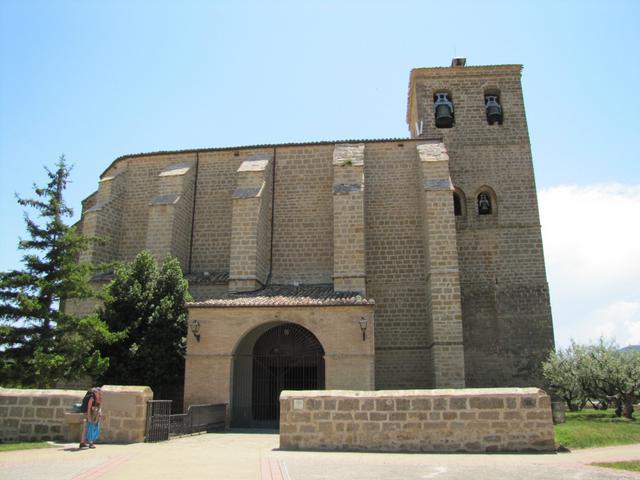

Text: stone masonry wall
xmin=0 ymin=388 xmax=82 ymax=442
xmin=99 ymin=385 xmax=153 ymax=443
xmin=271 ymin=145 xmax=334 ymax=284
xmin=190 ymin=150 xmax=246 ymax=274
xmin=116 ymin=155 xmax=179 ymax=262
xmin=363 ymin=141 xmax=432 ymax=388
xmin=0 ymin=385 xmax=152 ymax=443
xmin=280 ymin=388 xmax=555 ymax=453
xmin=409 ymin=65 xmax=554 ymax=386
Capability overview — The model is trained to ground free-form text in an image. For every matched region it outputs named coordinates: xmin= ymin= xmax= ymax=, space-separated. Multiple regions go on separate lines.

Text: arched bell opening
xmin=483 ymin=88 xmax=503 ymax=125
xmin=231 ymin=322 xmax=325 ymax=428
xmin=433 ymin=91 xmax=455 ymax=128
xmin=475 ymin=185 xmax=498 ymax=216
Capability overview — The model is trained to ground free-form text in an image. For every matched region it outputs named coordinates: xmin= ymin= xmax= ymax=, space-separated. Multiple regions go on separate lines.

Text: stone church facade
xmin=73 ymin=60 xmax=554 ymax=426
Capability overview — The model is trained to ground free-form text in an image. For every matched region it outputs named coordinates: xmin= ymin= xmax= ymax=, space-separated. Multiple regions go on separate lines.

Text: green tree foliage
xmin=543 ymin=339 xmax=640 ymax=419
xmin=98 ymin=251 xmax=190 ymax=397
xmin=0 ymin=156 xmax=113 ymax=387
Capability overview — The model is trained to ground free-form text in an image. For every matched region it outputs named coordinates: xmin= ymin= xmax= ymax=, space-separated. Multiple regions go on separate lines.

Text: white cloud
xmin=538 ymin=184 xmax=640 ymax=348
xmin=582 ymin=301 xmax=640 ymax=345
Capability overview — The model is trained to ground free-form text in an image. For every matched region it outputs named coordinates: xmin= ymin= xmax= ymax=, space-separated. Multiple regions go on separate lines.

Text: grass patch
xmin=555 ymin=409 xmax=640 ymax=449
xmin=0 ymin=441 xmax=56 ymax=453
xmin=592 ymin=461 xmax=640 ymax=472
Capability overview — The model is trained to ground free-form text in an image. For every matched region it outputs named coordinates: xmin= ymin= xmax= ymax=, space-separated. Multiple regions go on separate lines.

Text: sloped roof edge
xmin=100 ymin=136 xmax=442 ymax=178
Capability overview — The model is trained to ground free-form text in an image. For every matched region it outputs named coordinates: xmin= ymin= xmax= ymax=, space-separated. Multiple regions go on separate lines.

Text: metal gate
xmin=232 ymin=323 xmax=325 ymax=428
xmin=146 ymin=400 xmax=171 ymax=442
xmin=145 ymin=400 xmax=227 ymax=442
xmin=252 ymin=353 xmax=324 ymax=423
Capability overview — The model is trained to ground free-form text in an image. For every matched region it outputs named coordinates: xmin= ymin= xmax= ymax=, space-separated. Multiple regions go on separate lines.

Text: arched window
xmin=453 ymin=192 xmax=462 ymax=216
xmin=452 ymin=187 xmax=466 ymax=217
xmin=477 ymin=192 xmax=492 ymax=215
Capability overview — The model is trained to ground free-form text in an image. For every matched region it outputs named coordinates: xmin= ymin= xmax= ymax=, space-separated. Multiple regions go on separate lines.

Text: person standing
xmin=79 ymin=387 xmax=102 ymax=449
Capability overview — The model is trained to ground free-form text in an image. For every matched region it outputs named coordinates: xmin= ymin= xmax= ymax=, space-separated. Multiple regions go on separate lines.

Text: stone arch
xmin=482 ymin=84 xmax=501 ymax=97
xmin=482 ymin=85 xmax=503 ymax=125
xmin=231 ymin=321 xmax=325 ymax=428
xmin=475 ymin=185 xmax=498 ymax=216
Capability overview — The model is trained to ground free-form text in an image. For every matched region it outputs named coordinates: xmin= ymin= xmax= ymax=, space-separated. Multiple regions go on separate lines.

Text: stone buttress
xmin=228 ymin=154 xmax=273 ymax=292
xmin=418 ymin=141 xmax=465 ymax=388
xmin=332 ymin=144 xmax=366 ymax=295
xmin=79 ymin=166 xmax=127 ymax=265
xmin=146 ymin=162 xmax=196 ymax=271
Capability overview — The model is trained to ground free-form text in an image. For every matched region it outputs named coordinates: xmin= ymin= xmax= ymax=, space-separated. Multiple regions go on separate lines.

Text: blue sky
xmin=1 ymin=0 xmax=639 ymax=347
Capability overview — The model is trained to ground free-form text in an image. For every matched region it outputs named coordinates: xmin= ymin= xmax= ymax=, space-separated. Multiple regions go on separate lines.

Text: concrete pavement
xmin=1 ymin=432 xmax=639 ymax=480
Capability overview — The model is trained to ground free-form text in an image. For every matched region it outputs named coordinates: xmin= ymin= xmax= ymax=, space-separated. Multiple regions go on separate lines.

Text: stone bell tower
xmin=407 ymin=58 xmax=555 ymax=387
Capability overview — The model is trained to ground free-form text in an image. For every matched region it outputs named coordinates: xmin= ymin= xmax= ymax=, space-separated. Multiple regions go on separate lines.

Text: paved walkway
xmin=1 ymin=432 xmax=639 ymax=480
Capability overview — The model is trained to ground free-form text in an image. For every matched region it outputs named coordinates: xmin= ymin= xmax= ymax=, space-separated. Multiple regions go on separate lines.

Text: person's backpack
xmin=80 ymin=390 xmax=95 ymax=413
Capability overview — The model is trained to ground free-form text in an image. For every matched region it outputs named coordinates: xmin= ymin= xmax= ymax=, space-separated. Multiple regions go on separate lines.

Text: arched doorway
xmin=232 ymin=322 xmax=325 ymax=428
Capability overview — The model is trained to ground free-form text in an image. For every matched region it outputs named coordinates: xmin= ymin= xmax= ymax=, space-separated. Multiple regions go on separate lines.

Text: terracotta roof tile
xmin=187 ymin=284 xmax=374 ymax=308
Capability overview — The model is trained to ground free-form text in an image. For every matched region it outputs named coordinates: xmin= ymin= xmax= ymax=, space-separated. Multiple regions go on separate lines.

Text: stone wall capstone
xmin=280 ymin=388 xmax=555 ymax=453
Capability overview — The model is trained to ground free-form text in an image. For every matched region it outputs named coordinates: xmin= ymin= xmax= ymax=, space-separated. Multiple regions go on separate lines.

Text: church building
xmin=73 ymin=59 xmax=554 ymax=427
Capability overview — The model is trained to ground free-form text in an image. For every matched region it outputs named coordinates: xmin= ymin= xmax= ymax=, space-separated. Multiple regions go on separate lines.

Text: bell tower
xmin=407 ymin=59 xmax=555 ymax=387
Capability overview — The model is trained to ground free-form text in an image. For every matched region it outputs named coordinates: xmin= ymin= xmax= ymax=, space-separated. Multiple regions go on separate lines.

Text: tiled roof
xmin=187 ymin=284 xmax=374 ymax=308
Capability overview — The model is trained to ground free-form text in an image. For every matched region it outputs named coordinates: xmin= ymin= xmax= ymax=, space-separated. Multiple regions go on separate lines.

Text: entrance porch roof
xmin=186 ymin=284 xmax=374 ymax=308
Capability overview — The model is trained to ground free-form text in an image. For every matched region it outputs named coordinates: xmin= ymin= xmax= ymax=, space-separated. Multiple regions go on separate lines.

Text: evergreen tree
xmin=0 ymin=156 xmax=113 ymax=387
xmin=98 ymin=251 xmax=190 ymax=399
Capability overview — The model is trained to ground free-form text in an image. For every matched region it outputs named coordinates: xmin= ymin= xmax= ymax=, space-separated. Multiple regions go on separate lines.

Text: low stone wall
xmin=280 ymin=388 xmax=555 ymax=452
xmin=0 ymin=388 xmax=82 ymax=442
xmin=0 ymin=385 xmax=153 ymax=443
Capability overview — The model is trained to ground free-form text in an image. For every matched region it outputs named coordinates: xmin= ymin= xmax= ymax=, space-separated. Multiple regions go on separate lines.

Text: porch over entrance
xmin=183 ymin=285 xmax=375 ymax=427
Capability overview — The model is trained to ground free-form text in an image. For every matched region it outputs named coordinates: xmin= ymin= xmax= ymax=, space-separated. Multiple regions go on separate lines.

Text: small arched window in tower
xmin=434 ymin=92 xmax=454 ymax=128
xmin=484 ymin=94 xmax=503 ymax=125
xmin=477 ymin=192 xmax=492 ymax=215
xmin=453 ymin=192 xmax=462 ymax=216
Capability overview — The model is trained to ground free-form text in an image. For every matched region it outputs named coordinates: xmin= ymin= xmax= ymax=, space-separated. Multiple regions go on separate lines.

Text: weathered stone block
xmin=34 ymin=424 xmax=49 ymax=434
xmin=450 ymin=397 xmax=467 ymax=410
xmin=337 ymin=399 xmax=359 ymax=411
xmin=36 ymin=408 xmax=54 ymax=419
xmin=9 ymin=406 xmax=24 ymax=417
xmin=470 ymin=397 xmax=504 ymax=409
xmin=375 ymin=399 xmax=394 ymax=411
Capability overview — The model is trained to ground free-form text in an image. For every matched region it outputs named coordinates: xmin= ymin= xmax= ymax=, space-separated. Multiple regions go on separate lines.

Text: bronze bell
xmin=434 ymin=93 xmax=454 ymax=128
xmin=485 ymin=95 xmax=503 ymax=125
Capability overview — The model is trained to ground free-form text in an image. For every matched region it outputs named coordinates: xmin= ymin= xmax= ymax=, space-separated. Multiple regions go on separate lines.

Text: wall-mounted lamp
xmin=359 ymin=317 xmax=368 ymax=341
xmin=190 ymin=319 xmax=201 ymax=342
